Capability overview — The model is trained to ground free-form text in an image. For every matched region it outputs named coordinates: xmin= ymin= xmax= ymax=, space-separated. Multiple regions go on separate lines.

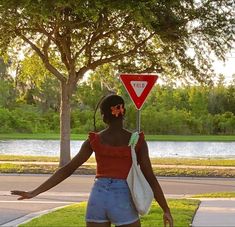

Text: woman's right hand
xmin=163 ymin=210 xmax=174 ymax=227
xmin=11 ymin=190 xmax=37 ymax=200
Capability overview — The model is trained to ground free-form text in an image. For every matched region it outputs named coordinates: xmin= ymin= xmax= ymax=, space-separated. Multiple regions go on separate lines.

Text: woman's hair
xmin=93 ymin=94 xmax=125 ymax=131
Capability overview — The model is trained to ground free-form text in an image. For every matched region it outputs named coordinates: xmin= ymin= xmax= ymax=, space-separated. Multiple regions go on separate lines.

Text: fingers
xmin=11 ymin=190 xmax=28 ymax=200
xmin=11 ymin=190 xmax=23 ymax=195
xmin=164 ymin=219 xmax=170 ymax=227
xmin=163 ymin=213 xmax=173 ymax=227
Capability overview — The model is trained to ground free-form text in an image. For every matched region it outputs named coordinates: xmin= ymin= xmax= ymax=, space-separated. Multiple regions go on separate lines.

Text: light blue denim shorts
xmin=86 ymin=178 xmax=139 ymax=226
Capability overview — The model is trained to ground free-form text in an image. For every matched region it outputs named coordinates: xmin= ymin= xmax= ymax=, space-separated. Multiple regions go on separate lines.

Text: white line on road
xmin=0 ymin=191 xmax=90 ymax=197
xmin=0 ymin=200 xmax=75 ymax=204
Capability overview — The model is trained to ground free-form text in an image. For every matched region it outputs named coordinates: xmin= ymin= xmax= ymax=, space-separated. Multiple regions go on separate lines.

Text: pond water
xmin=0 ymin=140 xmax=235 ymax=158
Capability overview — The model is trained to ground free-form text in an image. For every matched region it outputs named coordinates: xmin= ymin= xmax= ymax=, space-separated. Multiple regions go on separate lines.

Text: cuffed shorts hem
xmin=113 ymin=217 xmax=139 ymax=226
xmin=86 ymin=219 xmax=110 ymax=223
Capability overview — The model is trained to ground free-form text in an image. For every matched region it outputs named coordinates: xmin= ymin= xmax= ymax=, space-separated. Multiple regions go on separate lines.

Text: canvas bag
xmin=127 ymin=132 xmax=154 ymax=215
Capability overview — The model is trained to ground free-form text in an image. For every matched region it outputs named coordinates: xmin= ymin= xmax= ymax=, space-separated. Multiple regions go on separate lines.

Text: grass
xmin=19 ymin=200 xmax=200 ymax=227
xmin=1 ymin=155 xmax=235 ymax=167
xmin=152 ymin=167 xmax=235 ymax=178
xmin=0 ymin=163 xmax=95 ymax=175
xmin=0 ymin=155 xmax=60 ymax=162
xmin=192 ymin=192 xmax=235 ymax=198
xmin=1 ymin=155 xmax=235 ymax=177
xmin=1 ymin=162 xmax=234 ymax=177
xmin=0 ymin=133 xmax=235 ymax=141
xmin=150 ymin=158 xmax=235 ymax=167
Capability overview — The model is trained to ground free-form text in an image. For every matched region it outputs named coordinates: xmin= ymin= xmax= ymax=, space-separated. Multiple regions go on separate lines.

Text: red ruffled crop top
xmin=89 ymin=132 xmax=145 ymax=179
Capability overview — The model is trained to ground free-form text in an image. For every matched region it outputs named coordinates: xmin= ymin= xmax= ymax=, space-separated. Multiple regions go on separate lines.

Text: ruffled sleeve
xmin=136 ymin=131 xmax=145 ymax=152
xmin=88 ymin=132 xmax=99 ymax=150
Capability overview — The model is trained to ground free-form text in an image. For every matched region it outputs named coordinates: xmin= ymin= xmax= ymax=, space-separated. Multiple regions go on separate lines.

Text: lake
xmin=0 ymin=140 xmax=235 ymax=158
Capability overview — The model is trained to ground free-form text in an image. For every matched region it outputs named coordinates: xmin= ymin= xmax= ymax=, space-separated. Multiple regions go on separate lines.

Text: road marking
xmin=0 ymin=191 xmax=90 ymax=197
xmin=0 ymin=200 xmax=75 ymax=204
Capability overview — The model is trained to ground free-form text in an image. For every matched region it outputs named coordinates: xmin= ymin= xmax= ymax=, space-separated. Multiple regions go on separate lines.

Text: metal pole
xmin=136 ymin=109 xmax=141 ymax=133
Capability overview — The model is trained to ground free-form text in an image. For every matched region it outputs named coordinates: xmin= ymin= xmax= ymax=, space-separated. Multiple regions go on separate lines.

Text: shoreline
xmin=0 ymin=133 xmax=235 ymax=142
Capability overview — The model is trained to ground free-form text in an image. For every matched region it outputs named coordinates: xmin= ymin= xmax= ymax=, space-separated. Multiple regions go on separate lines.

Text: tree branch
xmin=89 ymin=32 xmax=155 ymax=70
xmin=16 ymin=31 xmax=66 ymax=82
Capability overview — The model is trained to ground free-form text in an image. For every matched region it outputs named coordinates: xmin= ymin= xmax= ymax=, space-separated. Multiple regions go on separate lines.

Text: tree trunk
xmin=59 ymin=81 xmax=71 ymax=166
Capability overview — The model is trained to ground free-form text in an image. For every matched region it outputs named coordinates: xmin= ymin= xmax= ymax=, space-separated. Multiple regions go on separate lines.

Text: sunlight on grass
xmin=20 ymin=200 xmax=200 ymax=227
xmin=192 ymin=192 xmax=235 ymax=198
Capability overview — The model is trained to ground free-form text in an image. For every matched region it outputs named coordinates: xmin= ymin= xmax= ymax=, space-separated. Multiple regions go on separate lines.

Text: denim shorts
xmin=86 ymin=178 xmax=139 ymax=226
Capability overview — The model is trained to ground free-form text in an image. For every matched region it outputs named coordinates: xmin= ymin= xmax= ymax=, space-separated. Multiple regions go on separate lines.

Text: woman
xmin=11 ymin=94 xmax=173 ymax=227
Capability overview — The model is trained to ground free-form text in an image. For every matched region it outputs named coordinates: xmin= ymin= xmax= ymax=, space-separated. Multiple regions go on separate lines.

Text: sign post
xmin=120 ymin=74 xmax=158 ymax=132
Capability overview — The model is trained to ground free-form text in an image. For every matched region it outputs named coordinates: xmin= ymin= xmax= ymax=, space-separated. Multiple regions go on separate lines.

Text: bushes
xmin=0 ymin=105 xmax=235 ymax=135
xmin=0 ymin=105 xmax=60 ymax=133
xmin=141 ymin=107 xmax=235 ymax=135
xmin=0 ymin=108 xmax=13 ymax=133
xmin=71 ymin=109 xmax=100 ymax=133
xmin=214 ymin=112 xmax=235 ymax=134
xmin=142 ymin=108 xmax=192 ymax=135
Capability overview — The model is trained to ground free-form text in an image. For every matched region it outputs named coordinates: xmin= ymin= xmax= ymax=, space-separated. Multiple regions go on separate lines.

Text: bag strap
xmin=128 ymin=132 xmax=139 ymax=164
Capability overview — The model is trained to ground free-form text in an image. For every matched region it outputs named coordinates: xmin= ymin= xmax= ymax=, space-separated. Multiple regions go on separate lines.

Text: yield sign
xmin=120 ymin=74 xmax=158 ymax=109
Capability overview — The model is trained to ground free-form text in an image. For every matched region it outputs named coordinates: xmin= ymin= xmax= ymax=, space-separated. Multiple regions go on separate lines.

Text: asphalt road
xmin=1 ymin=174 xmax=235 ymax=226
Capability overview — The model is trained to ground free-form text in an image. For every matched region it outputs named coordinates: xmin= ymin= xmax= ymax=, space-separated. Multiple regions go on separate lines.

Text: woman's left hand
xmin=163 ymin=211 xmax=174 ymax=227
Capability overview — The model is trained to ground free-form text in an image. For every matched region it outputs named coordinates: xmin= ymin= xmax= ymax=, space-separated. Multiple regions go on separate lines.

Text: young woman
xmin=11 ymin=94 xmax=173 ymax=227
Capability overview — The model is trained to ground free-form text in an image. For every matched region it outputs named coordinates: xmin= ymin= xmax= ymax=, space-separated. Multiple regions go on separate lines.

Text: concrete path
xmin=192 ymin=198 xmax=235 ymax=227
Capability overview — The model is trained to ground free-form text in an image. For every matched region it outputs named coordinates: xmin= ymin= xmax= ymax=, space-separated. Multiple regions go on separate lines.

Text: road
xmin=1 ymin=174 xmax=235 ymax=226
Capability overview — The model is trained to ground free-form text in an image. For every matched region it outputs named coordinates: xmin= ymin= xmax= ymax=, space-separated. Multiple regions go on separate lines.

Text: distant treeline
xmin=0 ymin=70 xmax=235 ymax=135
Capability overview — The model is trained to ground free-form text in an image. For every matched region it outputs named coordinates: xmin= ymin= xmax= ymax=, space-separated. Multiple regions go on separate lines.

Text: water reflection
xmin=0 ymin=140 xmax=235 ymax=158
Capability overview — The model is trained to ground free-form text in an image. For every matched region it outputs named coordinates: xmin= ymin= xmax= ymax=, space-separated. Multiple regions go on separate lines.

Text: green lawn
xmin=1 ymin=155 xmax=235 ymax=177
xmin=1 ymin=155 xmax=235 ymax=167
xmin=0 ymin=133 xmax=234 ymax=141
xmin=20 ymin=200 xmax=200 ymax=227
xmin=192 ymin=192 xmax=235 ymax=198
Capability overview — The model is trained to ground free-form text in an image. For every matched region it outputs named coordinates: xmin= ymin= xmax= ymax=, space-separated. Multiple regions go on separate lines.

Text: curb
xmin=2 ymin=204 xmax=72 ymax=227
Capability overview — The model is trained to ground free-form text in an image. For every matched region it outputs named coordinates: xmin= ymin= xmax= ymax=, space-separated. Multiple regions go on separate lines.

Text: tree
xmin=0 ymin=0 xmax=234 ymax=166
xmin=16 ymin=54 xmax=60 ymax=112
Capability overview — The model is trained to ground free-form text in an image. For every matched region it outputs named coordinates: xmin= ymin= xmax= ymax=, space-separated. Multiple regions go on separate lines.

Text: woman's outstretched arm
xmin=11 ymin=139 xmax=93 ymax=200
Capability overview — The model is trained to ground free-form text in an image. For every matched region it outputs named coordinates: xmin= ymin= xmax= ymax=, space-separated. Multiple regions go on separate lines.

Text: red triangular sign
xmin=120 ymin=74 xmax=158 ymax=109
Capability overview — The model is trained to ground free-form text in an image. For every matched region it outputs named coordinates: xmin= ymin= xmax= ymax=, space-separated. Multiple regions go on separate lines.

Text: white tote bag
xmin=127 ymin=132 xmax=154 ymax=215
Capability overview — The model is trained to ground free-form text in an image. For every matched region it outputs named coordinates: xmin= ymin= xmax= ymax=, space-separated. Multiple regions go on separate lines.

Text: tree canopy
xmin=0 ymin=0 xmax=234 ymax=83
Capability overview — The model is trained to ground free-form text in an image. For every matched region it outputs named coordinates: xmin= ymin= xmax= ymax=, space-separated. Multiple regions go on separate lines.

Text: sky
xmin=212 ymin=50 xmax=235 ymax=84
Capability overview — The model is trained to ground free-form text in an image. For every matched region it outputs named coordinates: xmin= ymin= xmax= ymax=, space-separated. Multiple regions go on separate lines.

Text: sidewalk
xmin=192 ymin=198 xmax=235 ymax=227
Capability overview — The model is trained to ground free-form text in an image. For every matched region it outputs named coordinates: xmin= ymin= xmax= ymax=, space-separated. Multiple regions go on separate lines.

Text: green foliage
xmin=0 ymin=105 xmax=60 ymax=133
xmin=16 ymin=54 xmax=60 ymax=112
xmin=0 ymin=77 xmax=17 ymax=109
xmin=1 ymin=70 xmax=235 ymax=135
xmin=0 ymin=0 xmax=234 ymax=83
xmin=0 ymin=108 xmax=13 ymax=133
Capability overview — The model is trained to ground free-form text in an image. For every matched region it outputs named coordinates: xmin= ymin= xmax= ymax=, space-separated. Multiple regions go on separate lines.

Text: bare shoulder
xmin=98 ymin=128 xmax=132 ymax=146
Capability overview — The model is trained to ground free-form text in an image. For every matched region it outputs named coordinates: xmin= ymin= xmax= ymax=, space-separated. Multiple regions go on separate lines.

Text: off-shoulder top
xmin=89 ymin=132 xmax=145 ymax=179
